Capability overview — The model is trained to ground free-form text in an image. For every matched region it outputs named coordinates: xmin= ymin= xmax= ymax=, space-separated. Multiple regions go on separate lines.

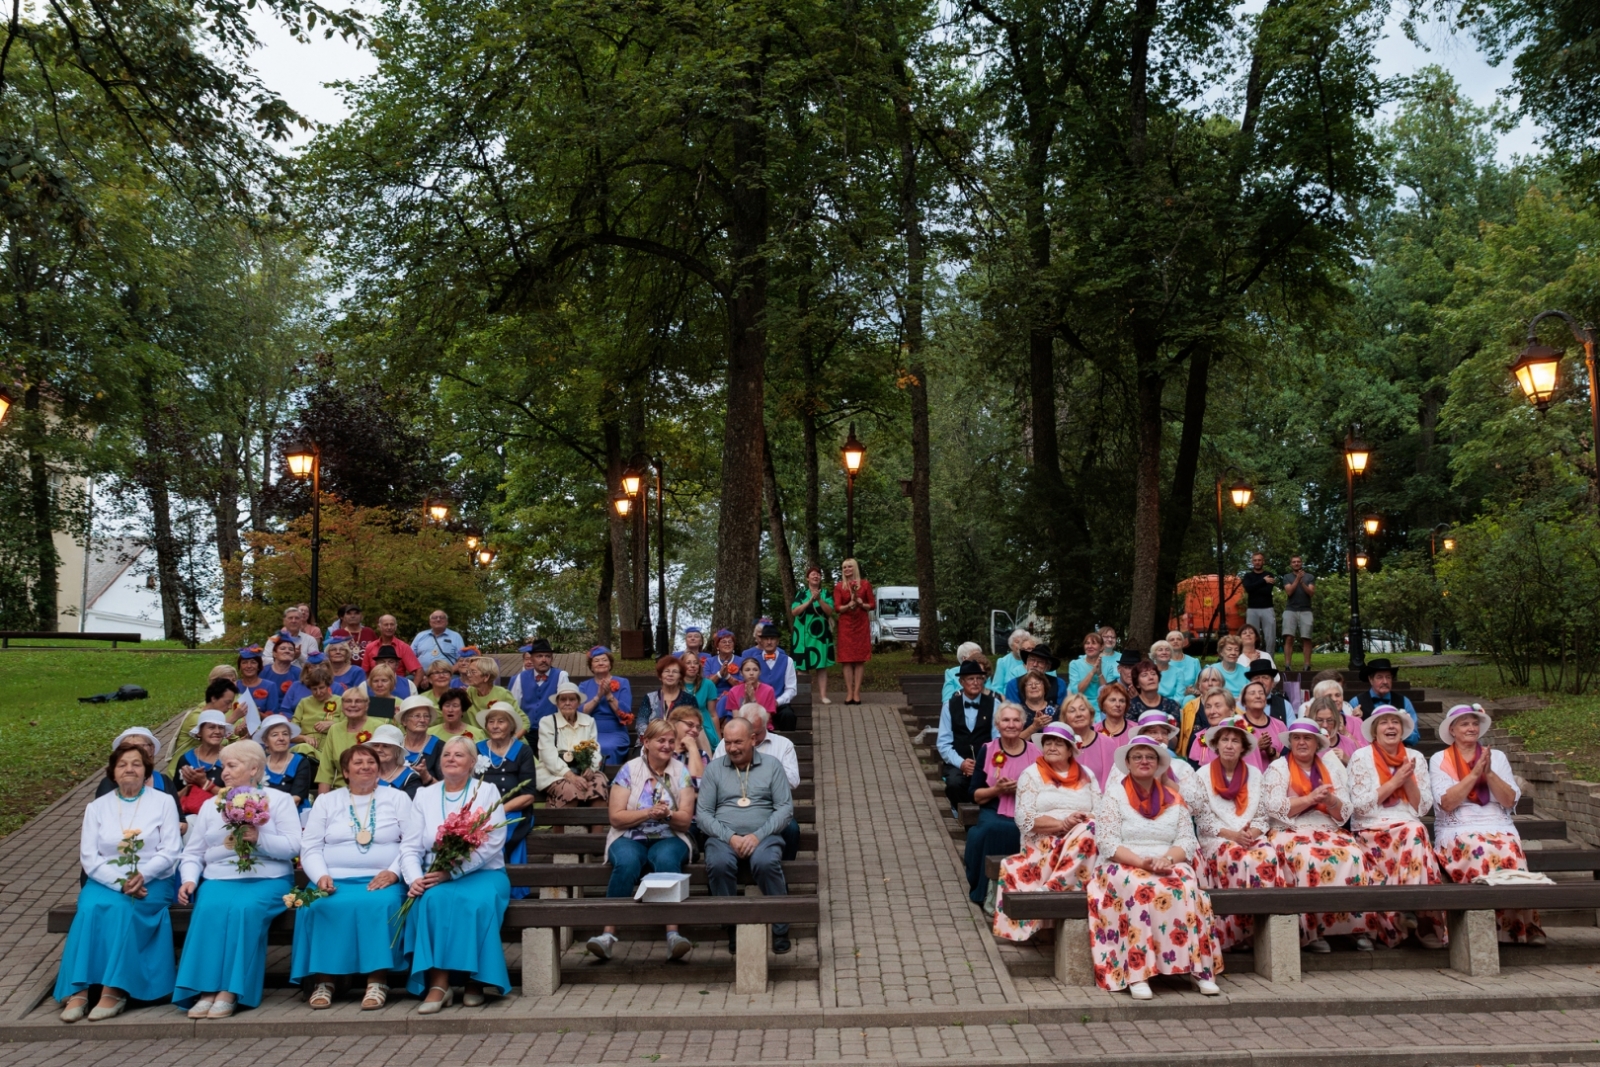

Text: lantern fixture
xmin=1362 ymin=514 xmax=1380 ymax=537
xmin=1343 ymin=431 xmax=1370 ymax=476
xmin=285 ymin=440 xmax=318 ymax=480
xmin=621 ymin=466 xmax=644 ymax=498
xmin=1510 ymin=341 xmax=1563 ymax=411
xmin=612 ymin=491 xmax=633 ymax=518
xmin=1229 ymin=479 xmax=1253 ymax=510
xmin=1355 ymin=552 xmax=1370 ymax=570
xmin=1442 ymin=537 xmax=1455 ymax=552
xmin=426 ymin=497 xmax=451 ymax=523
xmin=841 ymin=424 xmax=866 ymax=476
xmin=476 ymin=546 xmax=496 ymax=566
xmin=465 ymin=533 xmax=480 ymax=551
xmin=0 ymin=387 xmax=12 ymax=425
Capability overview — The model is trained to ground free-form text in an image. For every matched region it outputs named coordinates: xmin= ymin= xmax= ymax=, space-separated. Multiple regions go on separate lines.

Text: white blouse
xmin=1013 ymin=763 xmax=1099 ymax=848
xmin=1348 ymin=745 xmax=1433 ymax=829
xmin=1260 ymin=755 xmax=1352 ymax=831
xmin=302 ymin=787 xmax=421 ymax=882
xmin=1428 ymin=747 xmax=1520 ymax=847
xmin=1180 ymin=761 xmax=1265 ymax=847
xmin=178 ymin=787 xmax=302 ymax=885
xmin=1092 ymin=782 xmax=1198 ymax=865
xmin=80 ymin=788 xmax=183 ymax=888
xmin=536 ymin=712 xmax=599 ymax=790
xmin=401 ymin=780 xmax=506 ymax=883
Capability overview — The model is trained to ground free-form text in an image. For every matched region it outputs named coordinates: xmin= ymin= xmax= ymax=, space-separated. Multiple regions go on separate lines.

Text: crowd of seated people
xmin=55 ymin=609 xmax=814 ymax=1023
xmin=942 ymin=632 xmax=1543 ymax=999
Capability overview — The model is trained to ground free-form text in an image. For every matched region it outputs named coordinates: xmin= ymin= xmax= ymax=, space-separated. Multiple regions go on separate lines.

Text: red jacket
xmin=361 ymin=638 xmax=420 ymax=675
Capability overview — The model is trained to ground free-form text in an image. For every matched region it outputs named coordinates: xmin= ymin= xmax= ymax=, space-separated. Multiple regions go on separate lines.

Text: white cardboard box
xmin=633 ymin=872 xmax=691 ymax=902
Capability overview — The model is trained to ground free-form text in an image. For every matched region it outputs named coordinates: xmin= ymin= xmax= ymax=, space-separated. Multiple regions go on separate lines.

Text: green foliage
xmin=1359 ymin=555 xmax=1444 ymax=651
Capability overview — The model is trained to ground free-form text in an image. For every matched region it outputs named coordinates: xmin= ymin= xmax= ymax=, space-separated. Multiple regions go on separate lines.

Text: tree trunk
xmin=711 ymin=63 xmax=770 ymax=632
xmin=798 ymin=282 xmax=823 ymax=572
xmin=597 ymin=533 xmax=614 ymax=646
xmin=145 ymin=476 xmax=187 ymax=642
xmin=23 ymin=384 xmax=58 ymax=631
xmin=604 ymin=422 xmax=636 ymax=630
xmin=215 ymin=431 xmax=244 ymax=626
xmin=763 ymin=426 xmax=798 ymax=612
xmin=1154 ymin=346 xmax=1211 ymax=636
xmin=897 ymin=62 xmax=942 ymax=664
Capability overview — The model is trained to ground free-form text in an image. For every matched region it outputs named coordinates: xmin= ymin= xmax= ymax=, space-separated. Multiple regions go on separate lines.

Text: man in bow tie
xmin=741 ymin=623 xmax=798 ymax=731
xmin=937 ymin=660 xmax=996 ymax=816
xmin=509 ymin=637 xmax=568 ymax=731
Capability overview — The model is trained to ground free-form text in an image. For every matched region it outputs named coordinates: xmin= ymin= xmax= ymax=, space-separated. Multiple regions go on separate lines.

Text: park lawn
xmin=0 ymin=650 xmax=216 ymax=837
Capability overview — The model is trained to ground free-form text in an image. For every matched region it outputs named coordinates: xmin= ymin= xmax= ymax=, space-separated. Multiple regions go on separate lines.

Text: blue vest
xmin=259 ymin=666 xmax=300 ymax=713
xmin=516 ymin=668 xmax=565 ymax=726
xmin=404 ymin=735 xmax=439 ymax=770
xmin=741 ymin=647 xmax=791 ymax=695
xmin=331 ymin=665 xmax=366 ymax=693
xmin=379 ymin=766 xmax=416 ymax=791
xmin=476 ymin=738 xmax=527 ymax=769
xmin=264 ymin=752 xmax=312 ymax=812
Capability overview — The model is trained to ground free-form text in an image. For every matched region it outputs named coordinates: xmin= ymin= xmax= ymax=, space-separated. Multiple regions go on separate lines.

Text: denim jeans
xmin=606 ymin=835 xmax=688 ymax=898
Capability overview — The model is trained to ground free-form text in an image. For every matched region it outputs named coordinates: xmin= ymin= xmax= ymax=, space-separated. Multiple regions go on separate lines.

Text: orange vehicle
xmin=1168 ymin=574 xmax=1245 ymax=650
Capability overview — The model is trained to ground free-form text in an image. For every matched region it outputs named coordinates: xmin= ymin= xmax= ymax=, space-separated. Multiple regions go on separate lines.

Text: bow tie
xmin=764 ymin=654 xmax=776 ymax=662
xmin=535 ymin=673 xmax=547 ymax=682
xmin=964 ymin=700 xmax=980 ymax=709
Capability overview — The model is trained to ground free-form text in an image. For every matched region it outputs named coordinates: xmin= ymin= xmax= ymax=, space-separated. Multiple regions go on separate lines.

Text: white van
xmin=873 ymin=586 xmax=921 ymax=646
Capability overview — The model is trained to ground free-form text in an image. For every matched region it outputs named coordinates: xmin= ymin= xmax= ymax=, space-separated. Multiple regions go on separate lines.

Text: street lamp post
xmin=1343 ymin=428 xmax=1371 ymax=671
xmin=1428 ymin=523 xmax=1451 ymax=655
xmin=285 ymin=440 xmax=322 ymax=628
xmin=1510 ymin=311 xmax=1600 ymax=511
xmin=653 ymin=456 xmax=668 ymax=656
xmin=841 ymin=424 xmax=865 ymax=559
xmin=1213 ymin=475 xmax=1252 ymax=649
xmin=622 ymin=460 xmax=651 ymax=657
xmin=0 ymin=387 xmax=12 ymax=425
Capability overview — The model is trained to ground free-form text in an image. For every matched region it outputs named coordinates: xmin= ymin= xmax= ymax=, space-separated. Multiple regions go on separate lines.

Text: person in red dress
xmin=832 ymin=558 xmax=876 ymax=705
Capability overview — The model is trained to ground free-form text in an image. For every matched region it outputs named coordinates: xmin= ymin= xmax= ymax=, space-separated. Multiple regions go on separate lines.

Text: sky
xmin=246 ymin=4 xmax=1543 ymax=161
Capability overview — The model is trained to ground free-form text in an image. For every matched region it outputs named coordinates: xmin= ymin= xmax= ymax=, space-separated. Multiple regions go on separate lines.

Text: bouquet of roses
xmin=113 ymin=829 xmax=143 ymax=888
xmin=219 ymin=786 xmax=272 ymax=872
xmin=391 ymin=779 xmax=528 ymax=940
xmin=282 ymin=883 xmax=332 ymax=909
xmin=570 ymin=739 xmax=600 ymax=775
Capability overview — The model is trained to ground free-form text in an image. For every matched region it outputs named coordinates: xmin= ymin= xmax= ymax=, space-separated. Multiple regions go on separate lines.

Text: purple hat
xmin=587 ymin=645 xmax=611 ymax=661
xmin=1038 ymin=722 xmax=1078 ymax=747
xmin=303 ymin=652 xmax=327 ymax=665
xmin=1361 ymin=703 xmax=1415 ymax=744
xmin=685 ymin=626 xmax=702 ymax=635
xmin=1284 ymin=719 xmax=1331 ymax=750
xmin=713 ymin=628 xmax=734 ymax=640
xmin=1113 ymin=734 xmax=1174 ymax=776
xmin=324 ymin=634 xmax=350 ymax=647
xmin=237 ymin=645 xmax=263 ymax=660
xmin=1438 ymin=704 xmax=1492 ymax=744
xmin=1134 ymin=709 xmax=1175 ymax=731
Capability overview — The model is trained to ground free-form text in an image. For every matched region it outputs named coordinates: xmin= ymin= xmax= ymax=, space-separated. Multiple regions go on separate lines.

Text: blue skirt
xmin=55 ymin=877 xmax=176 ymax=1003
xmin=173 ymin=876 xmax=292 ymax=1008
xmin=402 ymin=868 xmax=510 ymax=996
xmin=289 ymin=877 xmax=407 ymax=983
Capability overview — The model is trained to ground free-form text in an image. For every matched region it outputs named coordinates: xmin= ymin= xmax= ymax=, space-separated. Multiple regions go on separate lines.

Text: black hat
xmin=1025 ymin=644 xmax=1060 ymax=669
xmin=1119 ymin=650 xmax=1143 ymax=668
xmin=374 ymin=644 xmax=400 ymax=661
xmin=957 ymin=660 xmax=987 ymax=678
xmin=760 ymin=623 xmax=782 ymax=639
xmin=1360 ymin=657 xmax=1398 ymax=682
xmin=521 ymin=637 xmax=553 ymax=655
xmin=1244 ymin=661 xmax=1278 ymax=681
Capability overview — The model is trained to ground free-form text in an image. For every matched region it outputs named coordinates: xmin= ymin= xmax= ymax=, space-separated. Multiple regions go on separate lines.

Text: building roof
xmin=84 ymin=537 xmax=147 ymax=609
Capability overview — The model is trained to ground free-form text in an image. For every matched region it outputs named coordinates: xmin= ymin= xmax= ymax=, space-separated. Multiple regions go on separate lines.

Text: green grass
xmin=0 ymin=650 xmax=216 ymax=837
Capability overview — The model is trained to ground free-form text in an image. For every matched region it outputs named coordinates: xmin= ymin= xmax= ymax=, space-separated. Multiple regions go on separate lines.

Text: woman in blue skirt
xmin=57 ymin=741 xmax=184 ymax=1022
xmin=292 ymin=743 xmax=420 ymax=1010
xmin=400 ymin=735 xmax=509 ymax=1014
xmin=173 ymin=739 xmax=302 ymax=1019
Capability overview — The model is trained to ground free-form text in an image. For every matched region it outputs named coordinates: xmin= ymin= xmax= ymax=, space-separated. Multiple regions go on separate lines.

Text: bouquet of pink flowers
xmin=219 ymin=787 xmax=272 ymax=872
xmin=391 ymin=780 xmax=527 ymax=937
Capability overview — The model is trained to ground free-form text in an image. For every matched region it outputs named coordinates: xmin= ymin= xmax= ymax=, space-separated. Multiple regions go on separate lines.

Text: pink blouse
xmin=715 ymin=683 xmax=777 ymax=725
xmin=979 ymin=740 xmax=1040 ymax=819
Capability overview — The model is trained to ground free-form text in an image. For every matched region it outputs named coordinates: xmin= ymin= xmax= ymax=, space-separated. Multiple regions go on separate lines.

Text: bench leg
xmin=522 ymin=926 xmax=562 ymax=996
xmin=554 ymin=853 xmax=579 ymax=951
xmin=736 ymin=884 xmax=768 ymax=994
xmin=1053 ymin=919 xmax=1094 ymax=985
xmin=1253 ymin=914 xmax=1300 ymax=983
xmin=1448 ymin=909 xmax=1500 ymax=977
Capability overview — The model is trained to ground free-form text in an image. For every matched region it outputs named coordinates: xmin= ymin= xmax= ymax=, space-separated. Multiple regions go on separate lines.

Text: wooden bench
xmin=525 ymin=831 xmax=820 ymax=856
xmin=536 ymin=804 xmax=814 ymax=827
xmin=510 ymin=860 xmax=818 ymax=889
xmin=1 ymin=630 xmax=142 ymax=649
xmin=1000 ymin=882 xmax=1600 ymax=985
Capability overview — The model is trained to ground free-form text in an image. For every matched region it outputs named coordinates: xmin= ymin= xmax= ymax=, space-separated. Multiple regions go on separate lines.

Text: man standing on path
xmin=1281 ymin=556 xmax=1316 ymax=672
xmin=698 ymin=717 xmax=794 ymax=956
xmin=1240 ymin=553 xmax=1278 ymax=657
xmin=412 ymin=610 xmax=464 ymax=672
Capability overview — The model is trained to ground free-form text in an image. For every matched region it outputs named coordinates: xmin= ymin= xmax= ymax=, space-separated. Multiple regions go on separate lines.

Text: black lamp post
xmin=1213 ymin=475 xmax=1252 ymax=650
xmin=1343 ymin=428 xmax=1370 ymax=671
xmin=622 ymin=459 xmax=651 ymax=657
xmin=285 ymin=440 xmax=322 ymax=627
xmin=1428 ymin=523 xmax=1451 ymax=655
xmin=841 ymin=423 xmax=865 ymax=559
xmin=653 ymin=456 xmax=668 ymax=656
xmin=1510 ymin=311 xmax=1600 ymax=512
xmin=0 ymin=387 xmax=12 ymax=425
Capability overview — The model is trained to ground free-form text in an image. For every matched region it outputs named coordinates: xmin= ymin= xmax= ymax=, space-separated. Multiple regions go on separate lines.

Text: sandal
xmin=360 ymin=983 xmax=388 ymax=1010
xmin=60 ymin=995 xmax=89 ymax=1024
xmin=308 ymin=983 xmax=335 ymax=1010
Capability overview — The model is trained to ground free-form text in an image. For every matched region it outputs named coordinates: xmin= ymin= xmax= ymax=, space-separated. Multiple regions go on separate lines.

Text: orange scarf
xmin=1123 ymin=774 xmax=1183 ymax=819
xmin=1371 ymin=742 xmax=1411 ymax=807
xmin=1037 ymin=755 xmax=1083 ymax=791
xmin=1210 ymin=759 xmax=1249 ymax=816
xmin=1287 ymin=755 xmax=1333 ymax=817
xmin=1444 ymin=744 xmax=1492 ymax=805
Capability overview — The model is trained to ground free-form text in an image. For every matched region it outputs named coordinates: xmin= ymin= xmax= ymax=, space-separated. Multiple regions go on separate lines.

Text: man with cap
xmin=938 ymin=660 xmax=996 ymax=816
xmin=258 ymin=638 xmax=302 ymax=715
xmin=706 ymin=629 xmax=741 ymax=695
xmin=1002 ymin=644 xmax=1061 ymax=705
xmin=742 ymin=624 xmax=798 ymax=731
xmin=1347 ymin=658 xmax=1421 ymax=744
xmin=361 ymin=614 xmax=421 ymax=684
xmin=509 ymin=638 xmax=568 ymax=731
xmin=412 ymin=610 xmax=465 ymax=672
xmin=1114 ymin=649 xmax=1142 ymax=692
xmin=327 ymin=603 xmax=377 ymax=646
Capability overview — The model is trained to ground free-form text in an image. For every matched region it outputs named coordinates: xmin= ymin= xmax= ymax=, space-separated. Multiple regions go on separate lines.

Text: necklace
xmin=734 ymin=764 xmax=753 ymax=807
xmin=441 ymin=782 xmax=470 ymax=818
xmin=116 ymin=787 xmax=147 ymax=835
xmin=349 ymin=793 xmax=377 ymax=850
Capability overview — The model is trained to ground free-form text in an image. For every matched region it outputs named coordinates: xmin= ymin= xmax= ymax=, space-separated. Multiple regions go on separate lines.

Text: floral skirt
xmin=543 ymin=769 xmax=612 ymax=807
xmin=993 ymin=822 xmax=1096 ymax=942
xmin=1269 ymin=827 xmax=1371 ymax=943
xmin=1357 ymin=820 xmax=1446 ymax=947
xmin=1196 ymin=839 xmax=1286 ymax=951
xmin=1087 ymin=862 xmax=1221 ymax=991
xmin=1435 ymin=831 xmax=1544 ymax=942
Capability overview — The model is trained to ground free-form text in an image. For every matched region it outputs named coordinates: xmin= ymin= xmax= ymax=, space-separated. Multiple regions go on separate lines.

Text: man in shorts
xmin=1281 ymin=555 xmax=1315 ymax=671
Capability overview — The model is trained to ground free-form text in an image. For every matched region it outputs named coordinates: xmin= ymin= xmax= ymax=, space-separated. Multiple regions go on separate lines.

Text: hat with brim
xmin=1038 ymin=722 xmax=1078 ymax=748
xmin=374 ymin=644 xmax=400 ymax=661
xmin=190 ymin=708 xmax=231 ymax=737
xmin=1362 ymin=704 xmax=1416 ymax=744
xmin=396 ymin=694 xmax=437 ymax=726
xmin=113 ymin=726 xmax=162 ymax=760
xmin=1024 ymin=645 xmax=1060 ymax=670
xmin=1244 ymin=662 xmax=1277 ymax=681
xmin=369 ymin=723 xmax=406 ymax=748
xmin=1114 ymin=734 xmax=1174 ymax=777
xmin=760 ymin=623 xmax=782 ymax=639
xmin=304 ymin=652 xmax=327 ymax=665
xmin=957 ymin=659 xmax=986 ymax=678
xmin=324 ymin=635 xmax=351 ymax=647
xmin=1438 ymin=704 xmax=1492 ymax=745
xmin=587 ymin=645 xmax=611 ymax=663
xmin=1200 ymin=716 xmax=1257 ymax=756
xmin=1360 ymin=657 xmax=1399 ymax=683
xmin=237 ymin=646 xmax=264 ymax=661
xmin=252 ymin=714 xmax=300 ymax=744
xmin=1283 ymin=718 xmax=1331 ymax=750
xmin=1118 ymin=650 xmax=1143 ymax=668
xmin=549 ymin=680 xmax=583 ymax=704
xmin=1134 ymin=709 xmax=1176 ymax=733
xmin=482 ymin=701 xmax=520 ymax=729
xmin=520 ymin=637 xmax=553 ymax=654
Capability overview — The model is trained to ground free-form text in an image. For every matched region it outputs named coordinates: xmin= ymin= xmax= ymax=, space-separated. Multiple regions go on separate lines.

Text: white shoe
xmin=586 ymin=932 xmax=617 ymax=960
xmin=1191 ymin=976 xmax=1220 ymax=996
xmin=1305 ymin=938 xmax=1331 ymax=954
xmin=1353 ymin=936 xmax=1374 ymax=952
xmin=667 ymin=932 xmax=692 ymax=959
xmin=1128 ymin=981 xmax=1153 ymax=1000
xmin=185 ymin=998 xmax=214 ymax=1020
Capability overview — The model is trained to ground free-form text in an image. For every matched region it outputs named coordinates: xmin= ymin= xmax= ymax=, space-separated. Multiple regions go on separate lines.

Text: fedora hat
xmin=1360 ymin=657 xmax=1399 ymax=683
xmin=1025 ymin=644 xmax=1060 ymax=670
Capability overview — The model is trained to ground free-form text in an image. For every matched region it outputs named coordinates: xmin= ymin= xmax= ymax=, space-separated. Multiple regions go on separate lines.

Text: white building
xmin=66 ymin=535 xmax=219 ymax=641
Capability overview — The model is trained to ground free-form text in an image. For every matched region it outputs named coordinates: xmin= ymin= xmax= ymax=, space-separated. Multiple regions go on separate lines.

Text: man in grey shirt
xmin=696 ymin=717 xmax=795 ymax=954
xmin=1281 ymin=555 xmax=1316 ymax=672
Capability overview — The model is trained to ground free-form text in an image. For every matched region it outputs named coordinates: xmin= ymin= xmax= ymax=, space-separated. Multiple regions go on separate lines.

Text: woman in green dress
xmin=789 ymin=564 xmax=837 ymax=705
